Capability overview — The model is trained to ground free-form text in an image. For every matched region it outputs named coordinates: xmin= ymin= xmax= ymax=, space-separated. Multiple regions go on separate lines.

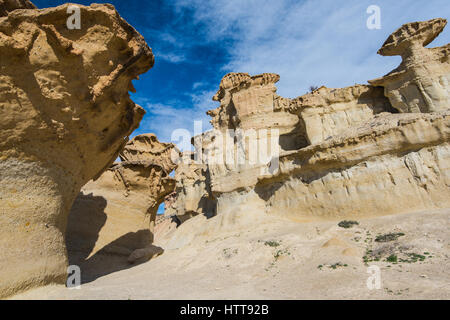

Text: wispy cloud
xmin=174 ymin=0 xmax=450 ymax=97
xmin=136 ymin=90 xmax=217 ymax=146
xmin=192 ymin=81 xmax=207 ymax=90
xmin=156 ymin=52 xmax=186 ymax=63
xmin=134 ymin=0 xmax=449 ymax=147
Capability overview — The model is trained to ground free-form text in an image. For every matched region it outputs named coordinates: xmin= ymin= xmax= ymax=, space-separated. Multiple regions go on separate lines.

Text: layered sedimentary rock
xmin=256 ymin=111 xmax=450 ymax=219
xmin=168 ymin=18 xmax=450 ymax=225
xmin=0 ymin=2 xmax=153 ymax=297
xmin=283 ymin=85 xmax=394 ymax=145
xmin=369 ymin=18 xmax=450 ymax=113
xmin=67 ymin=134 xmax=179 ymax=266
xmin=202 ymin=73 xmax=306 ymax=195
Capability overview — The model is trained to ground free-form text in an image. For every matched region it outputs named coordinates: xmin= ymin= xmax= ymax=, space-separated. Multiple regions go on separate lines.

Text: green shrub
xmin=375 ymin=233 xmax=405 ymax=243
xmin=338 ymin=221 xmax=359 ymax=229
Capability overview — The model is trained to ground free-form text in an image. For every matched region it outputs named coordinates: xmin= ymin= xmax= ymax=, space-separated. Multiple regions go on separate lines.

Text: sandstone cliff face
xmin=284 ymin=85 xmax=394 ymax=145
xmin=256 ymin=112 xmax=450 ymax=220
xmin=67 ymin=134 xmax=179 ymax=270
xmin=0 ymin=2 xmax=153 ymax=297
xmin=168 ymin=18 xmax=450 ymax=228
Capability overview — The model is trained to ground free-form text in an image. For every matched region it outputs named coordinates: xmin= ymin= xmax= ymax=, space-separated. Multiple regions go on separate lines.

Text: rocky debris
xmin=168 ymin=19 xmax=450 ymax=227
xmin=67 ymin=134 xmax=179 ymax=267
xmin=127 ymin=245 xmax=164 ymax=264
xmin=0 ymin=2 xmax=153 ymax=298
xmin=369 ymin=18 xmax=450 ymax=113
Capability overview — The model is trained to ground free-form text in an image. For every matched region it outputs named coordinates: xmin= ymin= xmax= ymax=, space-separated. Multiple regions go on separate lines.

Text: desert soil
xmin=11 ymin=208 xmax=450 ymax=300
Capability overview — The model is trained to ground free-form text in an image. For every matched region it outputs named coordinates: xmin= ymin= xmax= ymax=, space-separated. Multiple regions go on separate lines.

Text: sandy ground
xmin=11 ymin=208 xmax=450 ymax=300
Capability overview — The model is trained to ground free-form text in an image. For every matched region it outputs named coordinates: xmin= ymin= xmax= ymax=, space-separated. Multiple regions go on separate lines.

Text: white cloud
xmin=136 ymin=90 xmax=217 ymax=147
xmin=137 ymin=0 xmax=449 ymax=147
xmin=192 ymin=81 xmax=207 ymax=90
xmin=156 ymin=52 xmax=186 ymax=63
xmin=175 ymin=0 xmax=450 ymax=97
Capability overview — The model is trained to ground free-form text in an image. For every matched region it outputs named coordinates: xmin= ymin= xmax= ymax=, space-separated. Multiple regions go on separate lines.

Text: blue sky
xmin=34 ymin=0 xmax=450 ymax=144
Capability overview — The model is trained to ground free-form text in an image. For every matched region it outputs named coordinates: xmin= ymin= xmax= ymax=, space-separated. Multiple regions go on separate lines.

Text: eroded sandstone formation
xmin=369 ymin=18 xmax=450 ymax=113
xmin=164 ymin=152 xmax=215 ymax=221
xmin=0 ymin=2 xmax=153 ymax=297
xmin=282 ymin=85 xmax=394 ymax=144
xmin=0 ymin=0 xmax=36 ymax=16
xmin=257 ymin=111 xmax=450 ymax=219
xmin=67 ymin=134 xmax=179 ymax=271
xmin=167 ymin=18 xmax=450 ymax=227
xmin=119 ymin=133 xmax=180 ymax=171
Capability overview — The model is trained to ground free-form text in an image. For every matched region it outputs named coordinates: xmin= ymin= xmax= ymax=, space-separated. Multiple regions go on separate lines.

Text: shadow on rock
xmin=66 ymin=193 xmax=163 ymax=284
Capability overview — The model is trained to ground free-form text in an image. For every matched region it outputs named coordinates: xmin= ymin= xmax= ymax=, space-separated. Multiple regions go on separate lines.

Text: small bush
xmin=375 ymin=233 xmax=405 ymax=243
xmin=386 ymin=254 xmax=398 ymax=263
xmin=338 ymin=220 xmax=359 ymax=229
xmin=264 ymin=241 xmax=281 ymax=247
xmin=399 ymin=253 xmax=426 ymax=263
xmin=309 ymin=85 xmax=319 ymax=92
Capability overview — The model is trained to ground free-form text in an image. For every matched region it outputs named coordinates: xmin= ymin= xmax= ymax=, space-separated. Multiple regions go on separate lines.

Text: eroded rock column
xmin=0 ymin=3 xmax=153 ymax=297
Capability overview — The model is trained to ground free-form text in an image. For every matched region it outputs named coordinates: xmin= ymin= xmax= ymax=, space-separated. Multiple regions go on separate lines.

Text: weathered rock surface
xmin=256 ymin=111 xmax=450 ymax=219
xmin=66 ymin=134 xmax=179 ymax=274
xmin=120 ymin=133 xmax=179 ymax=172
xmin=369 ymin=18 xmax=450 ymax=113
xmin=0 ymin=0 xmax=36 ymax=16
xmin=0 ymin=2 xmax=153 ymax=297
xmin=168 ymin=19 xmax=450 ymax=229
xmin=284 ymin=85 xmax=394 ymax=145
xmin=164 ymin=152 xmax=215 ymax=221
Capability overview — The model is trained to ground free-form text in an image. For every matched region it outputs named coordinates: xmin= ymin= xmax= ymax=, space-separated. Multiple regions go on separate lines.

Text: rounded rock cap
xmin=213 ymin=72 xmax=280 ymax=101
xmin=378 ymin=18 xmax=447 ymax=56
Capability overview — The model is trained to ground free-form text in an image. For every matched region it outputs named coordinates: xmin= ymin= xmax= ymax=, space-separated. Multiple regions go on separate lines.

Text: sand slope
xmin=11 ymin=208 xmax=449 ymax=300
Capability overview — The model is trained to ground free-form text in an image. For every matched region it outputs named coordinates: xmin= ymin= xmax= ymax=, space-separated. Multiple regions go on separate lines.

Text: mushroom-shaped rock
xmin=0 ymin=3 xmax=153 ymax=297
xmin=377 ymin=18 xmax=446 ymax=56
xmin=120 ymin=133 xmax=179 ymax=173
xmin=369 ymin=18 xmax=450 ymax=113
